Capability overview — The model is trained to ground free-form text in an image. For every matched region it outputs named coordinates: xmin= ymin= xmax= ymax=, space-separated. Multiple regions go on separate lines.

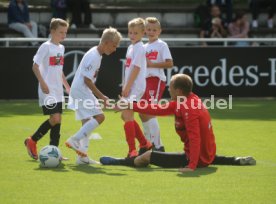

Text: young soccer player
xmin=139 ymin=17 xmax=173 ymax=152
xmin=24 ymin=18 xmax=70 ymax=160
xmin=100 ymin=74 xmax=256 ymax=172
xmin=65 ymin=27 xmax=122 ymax=164
xmin=121 ymin=17 xmax=152 ymax=158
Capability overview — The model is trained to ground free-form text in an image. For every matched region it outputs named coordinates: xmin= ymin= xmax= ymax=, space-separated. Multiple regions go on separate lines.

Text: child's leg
xmin=75 ymin=116 xmax=103 ymax=165
xmin=78 ymin=118 xmax=93 ymax=154
xmin=139 ymin=77 xmax=165 ymax=150
xmin=71 ymin=114 xmax=104 ymax=142
xmin=140 ymin=115 xmax=163 ymax=149
xmin=31 ymin=119 xmax=52 ymax=142
xmin=122 ymin=110 xmax=137 ymax=156
xmin=25 ymin=118 xmax=52 ymax=160
xmin=49 ymin=113 xmax=62 ymax=146
xmin=133 ymin=120 xmax=148 ymax=146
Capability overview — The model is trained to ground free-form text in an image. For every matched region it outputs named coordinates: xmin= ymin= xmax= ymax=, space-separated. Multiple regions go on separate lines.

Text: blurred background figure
xmin=228 ymin=11 xmax=250 ymax=47
xmin=200 ymin=5 xmax=227 ymax=46
xmin=206 ymin=0 xmax=233 ymax=24
xmin=8 ymin=0 xmax=38 ymax=45
xmin=51 ymin=0 xmax=67 ymax=20
xmin=249 ymin=0 xmax=276 ymax=28
xmin=67 ymin=0 xmax=97 ymax=30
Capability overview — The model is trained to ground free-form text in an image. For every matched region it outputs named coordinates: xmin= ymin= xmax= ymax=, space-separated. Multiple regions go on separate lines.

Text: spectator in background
xmin=206 ymin=0 xmax=233 ymax=24
xmin=200 ymin=5 xmax=227 ymax=46
xmin=8 ymin=0 xmax=38 ymax=45
xmin=67 ymin=0 xmax=97 ymax=30
xmin=249 ymin=0 xmax=276 ymax=28
xmin=228 ymin=11 xmax=250 ymax=47
xmin=51 ymin=0 xmax=67 ymax=20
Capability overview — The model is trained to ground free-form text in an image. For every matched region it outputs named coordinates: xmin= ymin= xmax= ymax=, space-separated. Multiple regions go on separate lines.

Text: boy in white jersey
xmin=65 ymin=27 xmax=122 ymax=164
xmin=139 ymin=17 xmax=173 ymax=152
xmin=24 ymin=18 xmax=70 ymax=160
xmin=121 ymin=18 xmax=152 ymax=158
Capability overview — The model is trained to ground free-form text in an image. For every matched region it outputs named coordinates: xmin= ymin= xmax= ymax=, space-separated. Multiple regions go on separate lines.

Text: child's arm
xmin=32 ymin=63 xmax=49 ymax=94
xmin=147 ymin=59 xmax=173 ymax=69
xmin=84 ymin=76 xmax=108 ymax=102
xmin=62 ymin=72 xmax=70 ymax=94
xmin=122 ymin=65 xmax=140 ymax=97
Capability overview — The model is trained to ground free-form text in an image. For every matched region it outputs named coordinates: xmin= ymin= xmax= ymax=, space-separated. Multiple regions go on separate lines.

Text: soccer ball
xmin=39 ymin=145 xmax=61 ymax=168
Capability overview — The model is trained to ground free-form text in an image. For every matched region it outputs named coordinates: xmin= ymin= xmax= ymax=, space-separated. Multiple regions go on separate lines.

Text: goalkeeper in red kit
xmin=100 ymin=74 xmax=256 ymax=173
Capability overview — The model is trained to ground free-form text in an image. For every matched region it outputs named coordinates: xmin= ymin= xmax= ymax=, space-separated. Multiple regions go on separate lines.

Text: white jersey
xmin=70 ymin=46 xmax=102 ymax=98
xmin=124 ymin=41 xmax=146 ymax=97
xmin=68 ymin=46 xmax=103 ymax=120
xmin=144 ymin=39 xmax=172 ymax=82
xmin=33 ymin=40 xmax=65 ymax=106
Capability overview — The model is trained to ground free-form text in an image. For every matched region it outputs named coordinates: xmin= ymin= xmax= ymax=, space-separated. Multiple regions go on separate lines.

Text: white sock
xmin=79 ymin=135 xmax=90 ymax=153
xmin=143 ymin=118 xmax=163 ymax=148
xmin=142 ymin=120 xmax=151 ymax=141
xmin=72 ymin=118 xmax=99 ymax=141
xmin=148 ymin=118 xmax=163 ymax=148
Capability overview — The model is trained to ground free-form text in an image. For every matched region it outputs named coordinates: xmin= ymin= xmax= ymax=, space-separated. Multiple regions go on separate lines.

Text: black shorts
xmin=42 ymin=102 xmax=63 ymax=115
xmin=150 ymin=151 xmax=189 ymax=168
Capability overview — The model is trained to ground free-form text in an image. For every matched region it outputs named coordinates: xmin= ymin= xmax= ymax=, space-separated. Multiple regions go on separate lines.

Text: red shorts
xmin=141 ymin=77 xmax=166 ymax=103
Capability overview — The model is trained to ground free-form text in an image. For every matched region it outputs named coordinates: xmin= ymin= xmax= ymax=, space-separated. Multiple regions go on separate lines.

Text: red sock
xmin=133 ymin=120 xmax=147 ymax=146
xmin=124 ymin=121 xmax=136 ymax=152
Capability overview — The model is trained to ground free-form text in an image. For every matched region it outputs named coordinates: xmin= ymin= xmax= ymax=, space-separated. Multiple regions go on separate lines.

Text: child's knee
xmin=94 ymin=114 xmax=105 ymax=124
xmin=121 ymin=110 xmax=133 ymax=121
xmin=49 ymin=114 xmax=61 ymax=125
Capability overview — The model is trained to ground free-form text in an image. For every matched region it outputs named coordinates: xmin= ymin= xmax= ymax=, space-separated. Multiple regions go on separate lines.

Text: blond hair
xmin=50 ymin=18 xmax=69 ymax=30
xmin=100 ymin=27 xmax=122 ymax=44
xmin=128 ymin=17 xmax=145 ymax=31
xmin=171 ymin=74 xmax=193 ymax=95
xmin=145 ymin=17 xmax=161 ymax=28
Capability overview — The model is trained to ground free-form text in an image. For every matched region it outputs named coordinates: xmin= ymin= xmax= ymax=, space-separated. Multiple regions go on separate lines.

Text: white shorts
xmin=122 ymin=88 xmax=145 ymax=102
xmin=68 ymin=89 xmax=103 ymax=121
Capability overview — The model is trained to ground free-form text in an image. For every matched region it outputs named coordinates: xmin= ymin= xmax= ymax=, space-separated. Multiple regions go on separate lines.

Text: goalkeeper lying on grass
xmin=100 ymin=74 xmax=256 ymax=173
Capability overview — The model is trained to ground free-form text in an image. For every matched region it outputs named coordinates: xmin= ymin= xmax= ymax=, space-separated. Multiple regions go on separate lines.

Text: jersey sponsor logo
xmin=146 ymin=50 xmax=158 ymax=60
xmin=125 ymin=58 xmax=131 ymax=68
xmin=49 ymin=53 xmax=64 ymax=66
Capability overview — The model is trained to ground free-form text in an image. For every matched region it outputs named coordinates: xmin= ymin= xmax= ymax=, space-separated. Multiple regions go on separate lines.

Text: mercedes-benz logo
xmin=64 ymin=50 xmax=86 ymax=81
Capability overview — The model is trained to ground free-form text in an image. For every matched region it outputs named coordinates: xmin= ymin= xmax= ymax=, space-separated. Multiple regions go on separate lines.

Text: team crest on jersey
xmin=146 ymin=50 xmax=158 ymax=60
xmin=49 ymin=53 xmax=64 ymax=66
xmin=85 ymin=65 xmax=93 ymax=71
xmin=125 ymin=58 xmax=131 ymax=68
xmin=149 ymin=90 xmax=155 ymax=96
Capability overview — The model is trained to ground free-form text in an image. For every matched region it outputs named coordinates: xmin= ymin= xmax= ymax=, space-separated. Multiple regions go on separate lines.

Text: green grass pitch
xmin=0 ymin=99 xmax=276 ymax=204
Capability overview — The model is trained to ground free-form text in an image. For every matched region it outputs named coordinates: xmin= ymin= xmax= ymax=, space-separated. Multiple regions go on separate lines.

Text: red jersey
xmin=133 ymin=93 xmax=216 ymax=169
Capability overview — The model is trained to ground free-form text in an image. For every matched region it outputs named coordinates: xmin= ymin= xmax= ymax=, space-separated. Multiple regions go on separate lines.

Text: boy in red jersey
xmin=100 ymin=74 xmax=256 ymax=172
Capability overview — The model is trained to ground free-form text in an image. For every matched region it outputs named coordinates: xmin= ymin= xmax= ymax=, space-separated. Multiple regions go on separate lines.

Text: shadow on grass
xmin=33 ymin=162 xmax=70 ymax=172
xmin=177 ymin=166 xmax=217 ymax=178
xmin=0 ymin=100 xmax=41 ymax=117
xmin=0 ymin=100 xmax=72 ymax=117
xmin=67 ymin=164 xmax=127 ymax=176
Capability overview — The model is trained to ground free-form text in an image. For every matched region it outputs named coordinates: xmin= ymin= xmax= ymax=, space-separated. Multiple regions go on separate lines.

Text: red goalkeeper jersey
xmin=133 ymin=93 xmax=216 ymax=169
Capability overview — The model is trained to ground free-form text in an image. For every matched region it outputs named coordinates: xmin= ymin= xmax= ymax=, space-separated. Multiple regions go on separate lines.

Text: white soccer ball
xmin=39 ymin=145 xmax=61 ymax=168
